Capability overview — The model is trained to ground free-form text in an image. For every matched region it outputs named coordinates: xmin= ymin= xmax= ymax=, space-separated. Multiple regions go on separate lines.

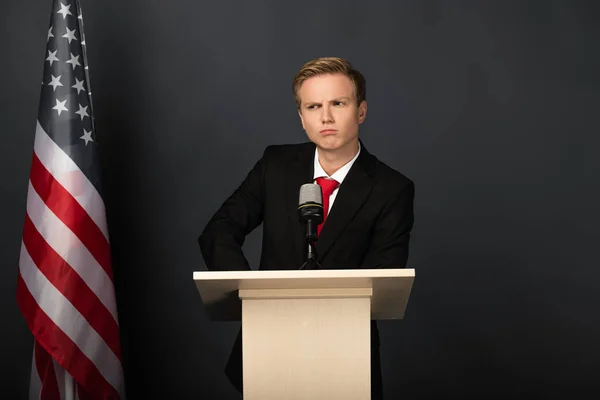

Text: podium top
xmin=193 ymin=268 xmax=415 ymax=321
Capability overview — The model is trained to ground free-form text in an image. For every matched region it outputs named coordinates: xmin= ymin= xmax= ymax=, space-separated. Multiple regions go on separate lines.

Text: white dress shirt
xmin=313 ymin=142 xmax=361 ymax=213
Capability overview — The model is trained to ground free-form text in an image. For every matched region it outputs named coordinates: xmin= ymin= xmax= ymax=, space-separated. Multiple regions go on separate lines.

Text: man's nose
xmin=321 ymin=105 xmax=334 ymax=124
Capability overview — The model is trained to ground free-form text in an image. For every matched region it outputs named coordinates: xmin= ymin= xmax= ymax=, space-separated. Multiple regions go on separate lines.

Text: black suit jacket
xmin=198 ymin=140 xmax=415 ymax=397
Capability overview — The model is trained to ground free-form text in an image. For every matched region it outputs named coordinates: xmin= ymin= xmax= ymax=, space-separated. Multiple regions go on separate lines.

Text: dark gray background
xmin=2 ymin=0 xmax=598 ymax=398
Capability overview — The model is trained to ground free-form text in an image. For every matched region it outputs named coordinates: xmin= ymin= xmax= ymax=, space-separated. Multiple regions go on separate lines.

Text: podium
xmin=193 ymin=268 xmax=414 ymax=400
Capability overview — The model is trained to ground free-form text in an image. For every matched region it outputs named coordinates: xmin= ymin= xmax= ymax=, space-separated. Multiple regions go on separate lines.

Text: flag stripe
xmin=29 ymin=152 xmax=113 ymax=281
xmin=52 ymin=358 xmax=66 ymax=399
xmin=18 ymin=246 xmax=125 ymax=398
xmin=29 ymin=346 xmax=42 ymax=400
xmin=34 ymin=341 xmax=60 ymax=400
xmin=25 ymin=181 xmax=118 ymax=320
xmin=76 ymin=384 xmax=93 ymax=400
xmin=33 ymin=121 xmax=108 ymax=240
xmin=23 ymin=214 xmax=122 ymax=359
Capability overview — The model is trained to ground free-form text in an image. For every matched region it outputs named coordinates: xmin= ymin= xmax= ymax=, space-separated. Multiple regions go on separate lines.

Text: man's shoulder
xmin=264 ymin=141 xmax=314 ymax=153
xmin=369 ymin=152 xmax=414 ymax=189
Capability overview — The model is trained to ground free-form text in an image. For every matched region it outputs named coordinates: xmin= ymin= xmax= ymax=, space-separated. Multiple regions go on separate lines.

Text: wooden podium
xmin=193 ymin=268 xmax=414 ymax=400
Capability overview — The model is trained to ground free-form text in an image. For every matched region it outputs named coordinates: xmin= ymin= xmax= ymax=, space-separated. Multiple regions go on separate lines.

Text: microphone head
xmin=299 ymin=183 xmax=322 ymax=206
xmin=298 ymin=183 xmax=323 ymax=224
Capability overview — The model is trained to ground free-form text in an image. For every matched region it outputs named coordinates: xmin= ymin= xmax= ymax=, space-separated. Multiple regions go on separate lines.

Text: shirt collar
xmin=313 ymin=141 xmax=361 ymax=184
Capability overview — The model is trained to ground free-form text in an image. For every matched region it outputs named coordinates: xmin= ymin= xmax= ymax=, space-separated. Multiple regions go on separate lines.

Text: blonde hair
xmin=292 ymin=57 xmax=366 ymax=109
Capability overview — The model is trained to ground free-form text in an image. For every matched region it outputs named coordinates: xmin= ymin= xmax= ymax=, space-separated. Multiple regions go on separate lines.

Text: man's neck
xmin=317 ymin=140 xmax=359 ymax=176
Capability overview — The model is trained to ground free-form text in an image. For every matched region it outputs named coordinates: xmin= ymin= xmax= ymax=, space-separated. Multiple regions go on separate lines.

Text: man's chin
xmin=316 ymin=143 xmax=342 ymax=152
xmin=313 ymin=137 xmax=343 ymax=151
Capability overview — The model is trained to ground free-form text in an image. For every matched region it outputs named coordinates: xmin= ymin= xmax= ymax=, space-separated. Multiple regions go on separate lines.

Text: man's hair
xmin=292 ymin=57 xmax=366 ymax=109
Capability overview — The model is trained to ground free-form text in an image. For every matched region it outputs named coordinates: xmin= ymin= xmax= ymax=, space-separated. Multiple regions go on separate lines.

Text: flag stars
xmin=48 ymin=74 xmax=63 ymax=91
xmin=48 ymin=26 xmax=54 ymax=41
xmin=66 ymin=52 xmax=81 ymax=70
xmin=46 ymin=50 xmax=59 ymax=66
xmin=62 ymin=27 xmax=77 ymax=44
xmin=80 ymin=129 xmax=93 ymax=146
xmin=75 ymin=104 xmax=89 ymax=120
xmin=57 ymin=2 xmax=72 ymax=19
xmin=72 ymin=78 xmax=86 ymax=94
xmin=52 ymin=98 xmax=68 ymax=115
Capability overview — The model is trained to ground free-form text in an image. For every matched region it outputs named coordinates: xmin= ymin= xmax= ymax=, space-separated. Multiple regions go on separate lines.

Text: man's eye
xmin=334 ymin=101 xmax=344 ymax=106
xmin=307 ymin=104 xmax=319 ymax=110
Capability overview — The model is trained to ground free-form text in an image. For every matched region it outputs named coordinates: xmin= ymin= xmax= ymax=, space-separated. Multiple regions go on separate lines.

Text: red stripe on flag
xmin=16 ymin=274 xmax=121 ymax=399
xmin=22 ymin=215 xmax=122 ymax=360
xmin=34 ymin=341 xmax=61 ymax=400
xmin=77 ymin=383 xmax=94 ymax=400
xmin=29 ymin=153 xmax=113 ymax=281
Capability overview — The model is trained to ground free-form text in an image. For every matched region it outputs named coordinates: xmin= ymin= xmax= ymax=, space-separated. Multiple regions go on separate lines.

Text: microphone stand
xmin=300 ymin=219 xmax=321 ymax=270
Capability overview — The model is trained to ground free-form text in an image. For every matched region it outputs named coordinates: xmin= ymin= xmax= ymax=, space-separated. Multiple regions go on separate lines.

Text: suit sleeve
xmin=360 ymin=181 xmax=415 ymax=269
xmin=197 ymin=147 xmax=270 ymax=271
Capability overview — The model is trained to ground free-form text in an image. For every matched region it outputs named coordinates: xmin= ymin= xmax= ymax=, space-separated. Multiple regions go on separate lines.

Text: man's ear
xmin=298 ymin=109 xmax=306 ymax=130
xmin=358 ymin=100 xmax=367 ymax=123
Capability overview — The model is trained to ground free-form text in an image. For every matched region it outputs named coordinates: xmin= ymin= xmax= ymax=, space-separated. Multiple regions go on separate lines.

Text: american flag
xmin=16 ymin=1 xmax=125 ymax=398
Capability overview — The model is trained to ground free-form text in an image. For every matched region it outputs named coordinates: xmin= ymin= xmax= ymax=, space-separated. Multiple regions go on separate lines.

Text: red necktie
xmin=315 ymin=177 xmax=339 ymax=236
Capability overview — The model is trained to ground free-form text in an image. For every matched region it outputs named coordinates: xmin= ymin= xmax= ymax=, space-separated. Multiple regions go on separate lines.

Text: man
xmin=198 ymin=57 xmax=415 ymax=399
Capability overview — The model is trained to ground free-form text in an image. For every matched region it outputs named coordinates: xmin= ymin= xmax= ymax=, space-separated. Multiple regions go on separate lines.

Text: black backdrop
xmin=2 ymin=0 xmax=599 ymax=398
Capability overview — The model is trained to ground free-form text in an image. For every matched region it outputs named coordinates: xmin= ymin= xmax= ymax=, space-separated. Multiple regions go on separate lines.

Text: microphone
xmin=298 ymin=183 xmax=323 ymax=270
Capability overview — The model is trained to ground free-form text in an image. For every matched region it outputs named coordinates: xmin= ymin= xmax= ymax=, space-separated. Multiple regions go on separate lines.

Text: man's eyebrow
xmin=304 ymin=97 xmax=351 ymax=105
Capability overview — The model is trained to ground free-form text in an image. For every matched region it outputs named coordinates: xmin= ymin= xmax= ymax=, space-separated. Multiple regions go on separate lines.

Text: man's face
xmin=297 ymin=73 xmax=367 ymax=154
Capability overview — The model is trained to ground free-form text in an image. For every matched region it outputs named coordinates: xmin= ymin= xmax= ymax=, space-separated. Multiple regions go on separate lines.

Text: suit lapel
xmin=285 ymin=142 xmax=316 ymax=266
xmin=316 ymin=142 xmax=376 ymax=262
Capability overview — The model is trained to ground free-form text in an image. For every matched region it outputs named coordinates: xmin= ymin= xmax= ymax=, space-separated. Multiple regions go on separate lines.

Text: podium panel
xmin=241 ymin=288 xmax=371 ymax=400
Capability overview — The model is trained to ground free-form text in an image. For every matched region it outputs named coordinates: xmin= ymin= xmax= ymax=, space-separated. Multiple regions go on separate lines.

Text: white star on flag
xmin=80 ymin=129 xmax=94 ymax=145
xmin=72 ymin=78 xmax=86 ymax=94
xmin=75 ymin=104 xmax=89 ymax=120
xmin=48 ymin=75 xmax=63 ymax=91
xmin=66 ymin=52 xmax=81 ymax=70
xmin=52 ymin=98 xmax=68 ymax=115
xmin=46 ymin=50 xmax=59 ymax=66
xmin=57 ymin=2 xmax=72 ymax=19
xmin=48 ymin=26 xmax=54 ymax=41
xmin=62 ymin=27 xmax=77 ymax=44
